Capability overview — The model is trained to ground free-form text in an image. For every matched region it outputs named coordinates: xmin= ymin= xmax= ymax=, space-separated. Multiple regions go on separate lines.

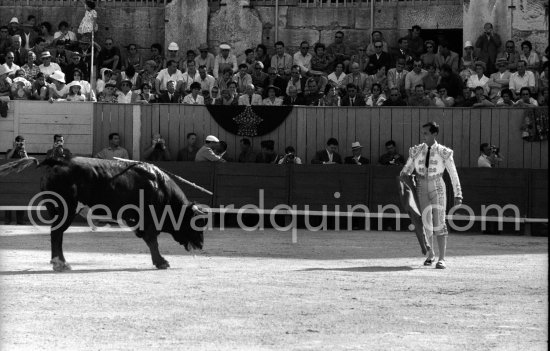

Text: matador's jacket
xmin=401 ymin=141 xmax=462 ymax=236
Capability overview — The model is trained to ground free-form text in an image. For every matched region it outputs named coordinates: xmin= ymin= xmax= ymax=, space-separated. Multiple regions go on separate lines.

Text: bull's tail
xmin=0 ymin=157 xmax=39 ymax=177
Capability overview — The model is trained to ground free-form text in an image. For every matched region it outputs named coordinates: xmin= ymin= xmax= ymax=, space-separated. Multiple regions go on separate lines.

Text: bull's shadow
xmin=297 ymin=266 xmax=416 ymax=273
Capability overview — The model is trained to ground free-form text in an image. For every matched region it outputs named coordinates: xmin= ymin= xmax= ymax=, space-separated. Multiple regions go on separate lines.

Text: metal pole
xmin=275 ymin=0 xmax=279 ymax=42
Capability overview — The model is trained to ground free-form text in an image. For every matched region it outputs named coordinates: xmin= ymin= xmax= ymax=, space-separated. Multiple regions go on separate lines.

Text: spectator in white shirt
xmin=509 ymin=60 xmax=536 ymax=97
xmin=195 ymin=43 xmax=215 ymax=75
xmin=38 ymin=51 xmax=61 ymax=78
xmin=467 ymin=61 xmax=490 ymax=95
xmin=270 ymin=41 xmax=293 ymax=78
xmin=117 ymin=80 xmax=133 ymax=103
xmin=196 ymin=64 xmax=215 ymax=93
xmin=155 ymin=59 xmax=183 ymax=93
xmin=404 ymin=59 xmax=427 ymax=97
xmin=213 ymin=43 xmax=237 ymax=80
xmin=514 ymin=87 xmax=538 ymax=107
xmin=293 ymin=41 xmax=312 ymax=76
xmin=327 ymin=62 xmax=347 ymax=90
xmin=478 ymin=143 xmax=503 ymax=167
xmin=238 ymin=83 xmax=262 ymax=105
xmin=233 ymin=63 xmax=252 ymax=94
xmin=183 ymin=82 xmax=204 ymax=105
xmin=181 ymin=59 xmax=200 ymax=92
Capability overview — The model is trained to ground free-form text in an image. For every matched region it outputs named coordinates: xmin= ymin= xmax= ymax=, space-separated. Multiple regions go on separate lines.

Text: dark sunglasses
xmin=335 ymin=36 xmax=343 ymax=39
xmin=426 ymin=45 xmax=433 ymax=48
xmin=358 ymin=49 xmax=366 ymax=51
xmin=375 ymin=45 xmax=382 ymax=48
xmin=413 ymin=64 xmax=422 ymax=67
xmin=506 ymin=46 xmax=514 ymax=48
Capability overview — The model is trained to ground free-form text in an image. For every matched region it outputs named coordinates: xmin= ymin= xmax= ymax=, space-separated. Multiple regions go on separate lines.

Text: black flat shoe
xmin=423 ymin=257 xmax=436 ymax=266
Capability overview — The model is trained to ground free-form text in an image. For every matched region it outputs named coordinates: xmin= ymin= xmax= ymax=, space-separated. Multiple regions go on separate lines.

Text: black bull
xmin=38 ymin=157 xmax=204 ymax=271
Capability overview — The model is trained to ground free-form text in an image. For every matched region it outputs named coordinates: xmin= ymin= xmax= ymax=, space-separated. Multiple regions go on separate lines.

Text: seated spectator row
xmin=1 ymin=16 xmax=548 ymax=106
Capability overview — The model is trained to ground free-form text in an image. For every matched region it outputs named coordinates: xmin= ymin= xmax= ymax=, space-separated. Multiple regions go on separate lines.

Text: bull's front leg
xmin=141 ymin=232 xmax=170 ymax=269
xmin=46 ymin=196 xmax=77 ymax=272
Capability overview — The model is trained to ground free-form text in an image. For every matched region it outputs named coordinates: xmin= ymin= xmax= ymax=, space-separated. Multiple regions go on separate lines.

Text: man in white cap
xmin=213 ymin=43 xmax=237 ymax=80
xmin=8 ymin=17 xmax=20 ymax=36
xmin=195 ymin=135 xmax=226 ymax=162
xmin=164 ymin=42 xmax=183 ymax=69
xmin=344 ymin=142 xmax=370 ymax=165
xmin=38 ymin=51 xmax=61 ymax=78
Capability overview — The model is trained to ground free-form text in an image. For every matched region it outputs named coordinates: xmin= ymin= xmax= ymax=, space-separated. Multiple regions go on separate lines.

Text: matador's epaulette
xmin=408 ymin=144 xmax=423 ymax=158
xmin=437 ymin=144 xmax=453 ymax=160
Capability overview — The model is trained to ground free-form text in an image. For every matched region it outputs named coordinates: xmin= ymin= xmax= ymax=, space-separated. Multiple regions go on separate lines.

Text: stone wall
xmin=0 ymin=4 xmax=165 ymax=55
xmin=219 ymin=2 xmax=464 ymax=55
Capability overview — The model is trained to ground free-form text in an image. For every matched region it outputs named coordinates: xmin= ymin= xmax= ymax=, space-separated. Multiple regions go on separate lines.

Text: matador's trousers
xmin=416 ymin=174 xmax=448 ymax=237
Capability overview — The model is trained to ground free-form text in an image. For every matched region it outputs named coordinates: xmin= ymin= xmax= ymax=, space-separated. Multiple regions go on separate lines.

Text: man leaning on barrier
xmin=400 ymin=122 xmax=463 ymax=269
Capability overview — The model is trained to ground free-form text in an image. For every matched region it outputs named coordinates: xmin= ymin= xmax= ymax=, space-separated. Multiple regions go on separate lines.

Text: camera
xmin=286 ymin=153 xmax=295 ymax=161
xmin=15 ymin=141 xmax=24 ymax=148
xmin=490 ymin=145 xmax=500 ymax=155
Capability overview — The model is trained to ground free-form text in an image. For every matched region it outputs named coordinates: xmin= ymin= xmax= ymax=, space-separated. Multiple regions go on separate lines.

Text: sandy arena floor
xmin=0 ymin=225 xmax=547 ymax=351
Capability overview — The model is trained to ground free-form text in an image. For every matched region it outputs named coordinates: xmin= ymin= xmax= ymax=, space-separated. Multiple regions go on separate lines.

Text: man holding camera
xmin=478 ymin=143 xmax=503 ymax=168
xmin=46 ymin=134 xmax=72 ymax=160
xmin=4 ymin=135 xmax=28 ymax=224
xmin=277 ymin=146 xmax=302 ymax=164
xmin=142 ymin=133 xmax=172 ymax=161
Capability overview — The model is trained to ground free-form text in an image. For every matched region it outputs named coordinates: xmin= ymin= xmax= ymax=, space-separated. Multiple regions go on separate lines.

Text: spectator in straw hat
xmin=0 ymin=65 xmax=14 ymax=100
xmin=467 ymin=60 xmax=489 ymax=95
xmin=488 ymin=57 xmax=511 ymax=101
xmin=345 ymin=142 xmax=369 ymax=165
xmin=195 ymin=43 xmax=215 ymax=75
xmin=213 ymin=43 xmax=237 ymax=80
xmin=48 ymin=70 xmax=68 ymax=101
xmin=38 ymin=51 xmax=61 ymax=78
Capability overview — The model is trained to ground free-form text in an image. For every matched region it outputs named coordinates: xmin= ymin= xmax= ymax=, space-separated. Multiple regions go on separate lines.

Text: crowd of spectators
xmin=1 ymin=15 xmax=548 ymax=107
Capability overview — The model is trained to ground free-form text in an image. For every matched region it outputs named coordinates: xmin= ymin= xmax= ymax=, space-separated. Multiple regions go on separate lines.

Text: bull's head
xmin=169 ymin=204 xmax=204 ymax=251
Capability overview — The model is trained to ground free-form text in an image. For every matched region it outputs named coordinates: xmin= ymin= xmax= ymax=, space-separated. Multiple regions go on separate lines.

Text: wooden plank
xmin=369 ymin=108 xmax=380 ymax=166
xmin=305 ymin=107 xmax=318 ymax=163
xmin=355 ymin=107 xmax=369 ymax=159
xmin=507 ymin=108 xmax=524 ymax=168
xmin=158 ymin=104 xmax=170 ymax=142
xmin=390 ymin=108 xmax=404 ymax=163
xmin=140 ymin=104 xmax=152 ymax=159
xmin=18 ymin=123 xmax=92 ymax=135
xmin=400 ymin=107 xmax=412 ymax=161
xmin=167 ymin=105 xmax=181 ymax=158
xmin=469 ymin=109 xmax=481 ymax=167
xmin=92 ymin=103 xmax=103 ymax=157
xmin=379 ymin=107 xmax=392 ymax=160
xmin=460 ymin=109 xmax=470 ymax=168
xmin=123 ymin=106 xmax=134 ymax=159
xmin=497 ymin=108 xmax=509 ymax=168
xmin=337 ymin=107 xmax=349 ymax=157
xmin=151 ymin=103 xmax=161 ymax=136
xmin=410 ymin=107 xmax=421 ymax=147
xmin=451 ymin=108 xmax=464 ymax=168
xmin=442 ymin=108 xmax=453 ymax=148
xmin=101 ymin=104 xmax=113 ymax=155
xmin=479 ymin=108 xmax=492 ymax=155
xmin=346 ymin=107 xmax=357 ymax=155
xmin=19 ymin=114 xmax=92 ymax=124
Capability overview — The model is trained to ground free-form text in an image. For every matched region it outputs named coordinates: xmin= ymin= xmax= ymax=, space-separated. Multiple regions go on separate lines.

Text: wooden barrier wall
xmin=0 ymin=101 xmax=94 ymax=155
xmin=1 ymin=102 xmax=546 ymax=169
xmin=92 ymin=104 xmax=548 ymax=169
xmin=1 ymin=161 xmax=547 ymax=222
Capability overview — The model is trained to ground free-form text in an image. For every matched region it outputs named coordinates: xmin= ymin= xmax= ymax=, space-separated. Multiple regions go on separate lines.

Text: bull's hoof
xmin=50 ymin=257 xmax=72 ymax=272
xmin=155 ymin=262 xmax=170 ymax=270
